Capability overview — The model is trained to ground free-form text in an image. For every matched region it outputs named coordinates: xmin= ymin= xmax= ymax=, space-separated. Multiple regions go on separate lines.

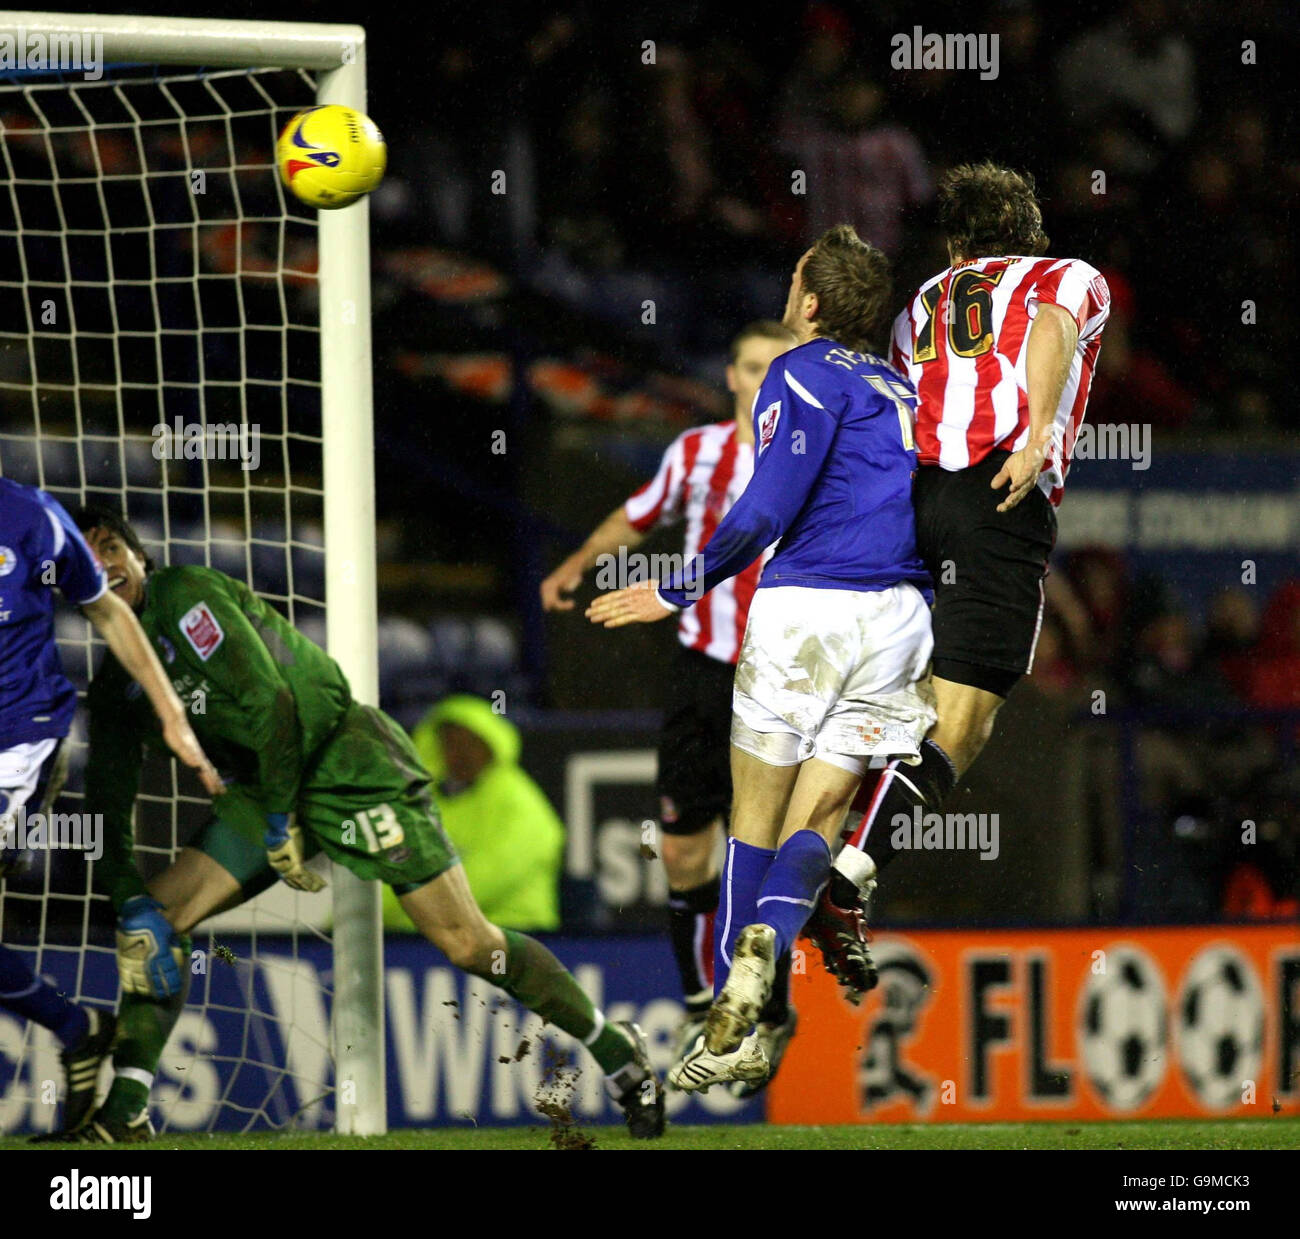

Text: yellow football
xmin=276 ymin=104 xmax=386 ymax=210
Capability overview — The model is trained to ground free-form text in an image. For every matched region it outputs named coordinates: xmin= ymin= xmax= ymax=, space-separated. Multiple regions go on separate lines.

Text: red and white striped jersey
xmin=890 ymin=255 xmax=1111 ymax=506
xmin=624 ymin=420 xmax=766 ymax=664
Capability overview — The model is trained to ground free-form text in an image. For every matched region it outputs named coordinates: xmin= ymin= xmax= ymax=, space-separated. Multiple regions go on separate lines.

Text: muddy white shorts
xmin=730 ymin=583 xmax=936 ymax=776
xmin=0 ymin=737 xmax=67 ymax=855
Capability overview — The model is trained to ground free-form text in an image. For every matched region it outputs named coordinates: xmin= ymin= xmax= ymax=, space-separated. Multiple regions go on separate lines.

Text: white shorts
xmin=731 ymin=584 xmax=936 ymax=777
xmin=0 ymin=737 xmax=64 ymax=837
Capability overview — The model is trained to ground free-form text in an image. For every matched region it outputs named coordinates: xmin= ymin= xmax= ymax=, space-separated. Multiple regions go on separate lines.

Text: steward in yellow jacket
xmin=382 ymin=695 xmax=564 ymax=933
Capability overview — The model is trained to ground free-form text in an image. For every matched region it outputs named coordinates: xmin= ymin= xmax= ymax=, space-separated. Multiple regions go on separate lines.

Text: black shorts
xmin=656 ymin=645 xmax=735 ymax=835
xmin=912 ymin=449 xmax=1056 ymax=698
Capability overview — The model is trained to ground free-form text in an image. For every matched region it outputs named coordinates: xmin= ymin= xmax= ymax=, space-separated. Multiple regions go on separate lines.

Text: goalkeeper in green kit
xmin=51 ymin=508 xmax=664 ymax=1141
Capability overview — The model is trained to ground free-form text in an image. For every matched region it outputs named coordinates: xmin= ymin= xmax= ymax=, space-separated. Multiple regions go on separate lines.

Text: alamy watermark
xmin=891 ymin=26 xmax=999 ymax=80
xmin=1058 ymin=422 xmax=1151 ymax=471
xmin=152 ymin=418 xmax=261 ymax=471
xmin=595 ymin=548 xmax=704 ymax=602
xmin=0 ymin=28 xmax=103 ymax=81
xmin=50 ymin=1171 xmax=151 ymax=1220
xmin=0 ymin=804 xmax=103 ymax=862
xmin=891 ymin=806 xmax=999 ymax=861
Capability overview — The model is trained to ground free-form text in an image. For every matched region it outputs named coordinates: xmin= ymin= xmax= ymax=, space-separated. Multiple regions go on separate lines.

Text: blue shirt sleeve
xmin=38 ymin=492 xmax=108 ymax=606
xmin=658 ymin=359 xmax=838 ymax=609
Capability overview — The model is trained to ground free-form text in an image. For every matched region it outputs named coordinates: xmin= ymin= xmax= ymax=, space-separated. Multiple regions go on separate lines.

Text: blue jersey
xmin=658 ymin=339 xmax=930 ymax=609
xmin=0 ymin=479 xmax=107 ymax=747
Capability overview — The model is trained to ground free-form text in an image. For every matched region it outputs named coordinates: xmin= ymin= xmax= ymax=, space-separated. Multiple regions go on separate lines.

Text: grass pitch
xmin=4 ymin=1118 xmax=1298 ymax=1151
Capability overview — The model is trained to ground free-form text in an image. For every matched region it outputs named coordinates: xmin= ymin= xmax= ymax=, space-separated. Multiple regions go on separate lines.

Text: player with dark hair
xmin=811 ymin=162 xmax=1112 ymax=994
xmin=543 ymin=320 xmax=799 ymax=1093
xmin=0 ymin=478 xmax=220 ymax=1133
xmin=48 ymin=506 xmax=664 ymax=1142
xmin=588 ymin=226 xmax=936 ymax=1089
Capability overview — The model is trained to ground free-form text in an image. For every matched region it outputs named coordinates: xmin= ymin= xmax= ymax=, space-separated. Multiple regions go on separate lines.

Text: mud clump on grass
xmin=534 ymin=1043 xmax=596 ymax=1150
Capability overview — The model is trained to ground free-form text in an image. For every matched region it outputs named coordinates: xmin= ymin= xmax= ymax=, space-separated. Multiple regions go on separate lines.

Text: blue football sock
xmin=757 ymin=829 xmax=832 ymax=957
xmin=0 ymin=943 xmax=89 ymax=1047
xmin=714 ymin=837 xmax=776 ymax=993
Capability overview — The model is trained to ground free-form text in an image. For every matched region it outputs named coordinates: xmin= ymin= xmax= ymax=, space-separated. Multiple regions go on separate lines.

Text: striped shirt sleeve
xmin=1029 ymin=259 xmax=1111 ymax=340
xmin=889 ymin=304 xmax=915 ymax=380
xmin=624 ymin=430 xmax=690 ymax=532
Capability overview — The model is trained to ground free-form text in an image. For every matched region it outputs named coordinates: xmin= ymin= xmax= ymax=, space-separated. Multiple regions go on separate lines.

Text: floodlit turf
xmin=4 ymin=1118 xmax=1298 ymax=1151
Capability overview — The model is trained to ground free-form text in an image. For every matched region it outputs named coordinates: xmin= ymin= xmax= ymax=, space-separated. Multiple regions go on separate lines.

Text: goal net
xmin=0 ymin=16 xmax=382 ymax=1136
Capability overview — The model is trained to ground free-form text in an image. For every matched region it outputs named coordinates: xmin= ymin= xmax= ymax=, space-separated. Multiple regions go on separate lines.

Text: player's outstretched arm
xmin=81 ymin=590 xmax=224 ymax=796
xmin=610 ymin=358 xmax=836 ymax=618
xmin=541 ymin=507 xmax=646 ymax=611
xmin=585 ymin=578 xmax=673 ymax=628
xmin=991 ymin=302 xmax=1078 ymax=512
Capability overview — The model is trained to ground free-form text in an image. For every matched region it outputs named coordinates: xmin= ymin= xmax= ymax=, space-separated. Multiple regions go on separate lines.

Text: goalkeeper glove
xmin=264 ymin=812 xmax=326 ymax=892
xmin=117 ymin=895 xmax=186 ymax=999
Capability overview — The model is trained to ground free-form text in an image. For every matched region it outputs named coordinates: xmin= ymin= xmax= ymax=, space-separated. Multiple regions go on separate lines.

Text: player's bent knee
xmin=433 ymin=927 xmax=485 ymax=972
xmin=930 ymin=677 xmax=1005 ymax=773
xmin=428 ymin=919 xmax=502 ymax=974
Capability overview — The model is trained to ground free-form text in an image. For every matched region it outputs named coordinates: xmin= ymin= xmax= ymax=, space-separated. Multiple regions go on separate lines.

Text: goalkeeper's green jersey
xmin=86 ymin=565 xmax=351 ymax=909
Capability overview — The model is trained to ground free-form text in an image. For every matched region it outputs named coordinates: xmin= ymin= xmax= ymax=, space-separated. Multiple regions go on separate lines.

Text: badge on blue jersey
xmin=0 ymin=546 xmax=16 ymax=577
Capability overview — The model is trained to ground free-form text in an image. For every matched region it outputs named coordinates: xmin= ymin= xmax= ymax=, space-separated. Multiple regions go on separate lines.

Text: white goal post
xmin=0 ymin=11 xmax=384 ymax=1135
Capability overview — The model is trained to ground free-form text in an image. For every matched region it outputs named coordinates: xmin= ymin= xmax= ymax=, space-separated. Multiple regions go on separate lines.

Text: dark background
xmin=1 ymin=0 xmax=1296 ymax=928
